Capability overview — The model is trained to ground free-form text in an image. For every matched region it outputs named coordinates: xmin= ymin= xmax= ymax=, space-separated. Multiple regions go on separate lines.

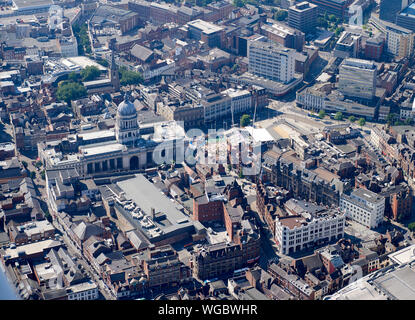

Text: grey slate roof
xmin=130 ymin=44 xmax=154 ymax=62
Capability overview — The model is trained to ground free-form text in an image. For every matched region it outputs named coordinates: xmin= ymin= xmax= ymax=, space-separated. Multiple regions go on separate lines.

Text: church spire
xmin=110 ymin=48 xmax=120 ymax=92
xmin=111 ymin=49 xmax=116 ymax=71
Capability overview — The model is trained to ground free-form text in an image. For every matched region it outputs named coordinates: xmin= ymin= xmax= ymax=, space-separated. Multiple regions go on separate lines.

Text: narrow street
xmin=52 ymin=220 xmax=115 ymax=300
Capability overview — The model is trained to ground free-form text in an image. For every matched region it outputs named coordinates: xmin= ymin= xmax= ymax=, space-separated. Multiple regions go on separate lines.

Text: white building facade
xmin=275 ymin=210 xmax=345 ymax=255
xmin=248 ymin=40 xmax=295 ymax=83
xmin=58 ymin=37 xmax=79 ymax=58
xmin=340 ymin=188 xmax=385 ymax=229
xmin=338 ymin=58 xmax=377 ymax=100
xmin=67 ymin=281 xmax=99 ymax=300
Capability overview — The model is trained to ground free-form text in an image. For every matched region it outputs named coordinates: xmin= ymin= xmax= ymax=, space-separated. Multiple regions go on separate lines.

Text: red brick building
xmin=365 ymin=37 xmax=384 ymax=61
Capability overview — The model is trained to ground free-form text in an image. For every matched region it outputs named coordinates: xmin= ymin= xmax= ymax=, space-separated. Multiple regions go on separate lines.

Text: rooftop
xmin=399 ymin=2 xmax=415 ymax=18
xmin=351 ymin=188 xmax=384 ymax=204
xmin=329 ymin=260 xmax=415 ymax=300
xmin=3 ymin=239 xmax=62 ymax=260
xmin=115 ymin=174 xmax=197 ymax=239
xmin=187 ymin=19 xmax=224 ymax=34
xmin=80 ymin=142 xmax=125 ymax=157
xmin=67 ymin=280 xmax=98 ymax=294
xmin=389 ymin=244 xmax=415 ymax=265
xmin=12 ymin=0 xmax=53 ymax=10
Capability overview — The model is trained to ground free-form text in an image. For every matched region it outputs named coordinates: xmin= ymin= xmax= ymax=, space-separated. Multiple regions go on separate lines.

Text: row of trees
xmin=273 ymin=9 xmax=288 ymax=21
xmin=317 ymin=13 xmax=344 ymax=36
xmin=317 ymin=110 xmax=366 ymax=126
xmin=56 ymin=65 xmax=144 ymax=104
xmin=186 ymin=0 xmax=213 ymax=6
xmin=119 ymin=67 xmax=144 ymax=86
xmin=386 ymin=113 xmax=414 ymax=126
xmin=73 ymin=23 xmax=91 ymax=55
xmin=56 ymin=81 xmax=87 ymax=105
xmin=56 ymin=65 xmax=102 ymax=104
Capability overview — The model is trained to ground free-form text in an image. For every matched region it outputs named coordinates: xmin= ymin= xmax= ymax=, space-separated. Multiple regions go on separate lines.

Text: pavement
xmin=249 ymin=200 xmax=279 ymax=269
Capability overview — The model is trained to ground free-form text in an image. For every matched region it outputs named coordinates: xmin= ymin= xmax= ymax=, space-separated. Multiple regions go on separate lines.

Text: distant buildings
xmin=186 ymin=19 xmax=225 ymax=48
xmin=39 ymin=95 xmax=186 ymax=175
xmin=308 ymin=0 xmax=350 ymax=18
xmin=91 ymin=4 xmax=140 ymax=35
xmin=340 ymin=188 xmax=385 ymax=229
xmin=0 ymin=142 xmax=15 ymax=161
xmin=338 ymin=58 xmax=377 ymax=101
xmin=261 ymin=152 xmax=343 ymax=208
xmin=261 ymin=19 xmax=305 ymax=51
xmin=379 ymin=0 xmax=409 ymax=23
xmin=370 ymin=16 xmax=415 ymax=58
xmin=11 ymin=0 xmax=53 ymax=14
xmin=396 ymin=1 xmax=415 ymax=31
xmin=288 ymin=1 xmax=318 ymax=34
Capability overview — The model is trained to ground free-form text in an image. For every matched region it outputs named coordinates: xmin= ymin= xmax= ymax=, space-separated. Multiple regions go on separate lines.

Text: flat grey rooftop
xmin=116 ymin=174 xmax=195 ymax=236
xmin=13 ymin=0 xmax=53 ymax=9
xmin=372 ymin=265 xmax=415 ymax=300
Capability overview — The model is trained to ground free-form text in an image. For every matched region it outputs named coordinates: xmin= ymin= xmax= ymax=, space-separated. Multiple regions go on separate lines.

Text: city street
xmin=52 ymin=220 xmax=115 ymax=300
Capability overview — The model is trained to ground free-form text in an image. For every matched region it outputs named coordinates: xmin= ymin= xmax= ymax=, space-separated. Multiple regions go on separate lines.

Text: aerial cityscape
xmin=1 ymin=0 xmax=415 ymax=303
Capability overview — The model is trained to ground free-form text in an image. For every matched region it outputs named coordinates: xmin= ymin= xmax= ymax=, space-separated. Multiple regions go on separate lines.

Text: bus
xmin=233 ymin=267 xmax=249 ymax=277
xmin=204 ymin=278 xmax=218 ymax=285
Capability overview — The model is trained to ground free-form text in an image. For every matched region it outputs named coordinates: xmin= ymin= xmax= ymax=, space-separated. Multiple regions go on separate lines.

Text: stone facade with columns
xmin=39 ymin=94 xmax=185 ymax=177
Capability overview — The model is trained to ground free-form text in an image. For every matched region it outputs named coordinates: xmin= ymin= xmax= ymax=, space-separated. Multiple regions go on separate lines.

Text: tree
xmin=328 ymin=14 xmax=337 ymax=22
xmin=335 ymin=26 xmax=344 ymax=37
xmin=240 ymin=114 xmax=251 ymax=127
xmin=40 ymin=170 xmax=45 ymax=180
xmin=119 ymin=67 xmax=144 ymax=86
xmin=387 ymin=113 xmax=397 ymax=125
xmin=334 ymin=112 xmax=343 ymax=121
xmin=318 ymin=110 xmax=326 ymax=119
xmin=73 ymin=23 xmax=91 ymax=55
xmin=56 ymin=81 xmax=87 ymax=105
xmin=275 ymin=10 xmax=288 ymax=21
xmin=96 ymin=58 xmax=109 ymax=67
xmin=233 ymin=0 xmax=245 ymax=7
xmin=317 ymin=17 xmax=328 ymax=29
xmin=68 ymin=72 xmax=81 ymax=82
xmin=405 ymin=118 xmax=414 ymax=125
xmin=348 ymin=116 xmax=356 ymax=123
xmin=44 ymin=208 xmax=53 ymax=223
xmin=358 ymin=118 xmax=366 ymax=126
xmin=30 ymin=171 xmax=36 ymax=180
xmin=81 ymin=66 xmax=101 ymax=82
xmin=22 ymin=161 xmax=28 ymax=168
xmin=408 ymin=222 xmax=415 ymax=232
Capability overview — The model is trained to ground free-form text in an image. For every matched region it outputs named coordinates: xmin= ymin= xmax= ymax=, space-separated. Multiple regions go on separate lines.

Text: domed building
xmin=40 ymin=91 xmax=187 ymax=176
xmin=116 ymin=93 xmax=140 ymax=146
